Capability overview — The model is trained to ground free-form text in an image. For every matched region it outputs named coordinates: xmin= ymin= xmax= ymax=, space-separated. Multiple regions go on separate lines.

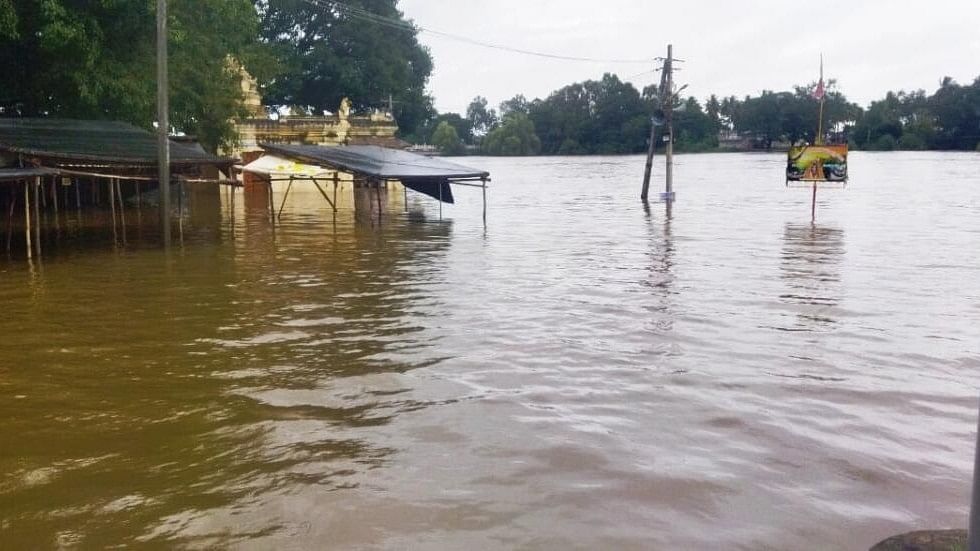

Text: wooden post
xmin=665 ymin=44 xmax=674 ymax=202
xmin=6 ymin=193 xmax=15 ymax=253
xmin=376 ymin=179 xmax=382 ymax=220
xmin=108 ymin=178 xmax=117 ymax=241
xmin=116 ymin=178 xmax=126 ymax=227
xmin=968 ymin=393 xmax=980 ymax=551
xmin=811 ymin=181 xmax=817 ymax=221
xmin=277 ymin=178 xmax=293 ymax=219
xmin=438 ymin=181 xmax=443 ymax=220
xmin=33 ymin=177 xmax=41 ymax=256
xmin=482 ymin=178 xmax=487 ymax=226
xmin=157 ymin=0 xmax=171 ymax=247
xmin=268 ymin=180 xmax=275 ymax=223
xmin=24 ymin=181 xmax=32 ymax=260
xmin=75 ymin=179 xmax=81 ymax=211
xmin=641 ymin=124 xmax=657 ymax=201
xmin=51 ymin=179 xmax=58 ymax=217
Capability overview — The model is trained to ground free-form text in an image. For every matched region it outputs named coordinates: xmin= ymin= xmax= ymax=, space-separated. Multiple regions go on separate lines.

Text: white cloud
xmin=398 ymin=0 xmax=980 ymax=113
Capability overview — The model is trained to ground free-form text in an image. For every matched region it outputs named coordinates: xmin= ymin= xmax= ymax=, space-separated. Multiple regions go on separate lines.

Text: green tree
xmin=529 ymin=73 xmax=648 ymax=155
xmin=482 ymin=112 xmax=541 ymax=156
xmin=499 ymin=94 xmax=529 ymax=117
xmin=431 ymin=120 xmax=463 ymax=155
xmin=0 ymin=0 xmax=264 ymax=152
xmin=0 ymin=0 xmax=15 ymax=39
xmin=258 ymin=0 xmax=434 ymax=138
xmin=419 ymin=113 xmax=472 ymax=145
xmin=466 ymin=96 xmax=498 ymax=137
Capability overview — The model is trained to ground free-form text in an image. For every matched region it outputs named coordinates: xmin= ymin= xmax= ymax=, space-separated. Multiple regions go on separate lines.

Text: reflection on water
xmin=779 ymin=222 xmax=845 ymax=330
xmin=2 ymin=152 xmax=980 ymax=549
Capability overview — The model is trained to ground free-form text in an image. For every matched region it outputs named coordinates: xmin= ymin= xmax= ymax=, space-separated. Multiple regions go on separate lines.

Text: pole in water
xmin=482 ymin=178 xmax=487 ymax=227
xmin=641 ymin=124 xmax=657 ymax=202
xmin=811 ymin=181 xmax=817 ymax=221
xmin=157 ymin=0 xmax=171 ymax=247
xmin=665 ymin=44 xmax=674 ymax=203
xmin=24 ymin=181 xmax=32 ymax=260
xmin=33 ymin=177 xmax=41 ymax=257
xmin=969 ymin=394 xmax=980 ymax=551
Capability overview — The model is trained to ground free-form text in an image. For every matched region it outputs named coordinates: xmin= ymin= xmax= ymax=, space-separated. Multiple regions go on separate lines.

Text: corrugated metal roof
xmin=259 ymin=143 xmax=489 ymax=181
xmin=0 ymin=167 xmax=60 ymax=182
xmin=0 ymin=119 xmax=233 ymax=166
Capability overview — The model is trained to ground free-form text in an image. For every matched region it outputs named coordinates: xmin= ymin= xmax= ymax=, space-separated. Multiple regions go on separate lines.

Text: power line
xmin=300 ymin=0 xmax=655 ymax=65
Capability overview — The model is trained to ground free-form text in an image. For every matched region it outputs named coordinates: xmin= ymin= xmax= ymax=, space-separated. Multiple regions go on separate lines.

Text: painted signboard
xmin=786 ymin=144 xmax=848 ymax=182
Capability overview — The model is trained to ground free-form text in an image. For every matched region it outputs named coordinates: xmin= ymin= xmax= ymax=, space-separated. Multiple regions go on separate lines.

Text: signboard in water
xmin=787 ymin=144 xmax=848 ymax=182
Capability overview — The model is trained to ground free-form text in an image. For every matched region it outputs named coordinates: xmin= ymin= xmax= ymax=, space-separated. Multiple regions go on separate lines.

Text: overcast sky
xmin=397 ymin=0 xmax=980 ymax=114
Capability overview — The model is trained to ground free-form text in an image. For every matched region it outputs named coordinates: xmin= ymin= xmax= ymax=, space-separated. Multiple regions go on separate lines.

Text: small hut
xmin=0 ymin=118 xmax=234 ymax=258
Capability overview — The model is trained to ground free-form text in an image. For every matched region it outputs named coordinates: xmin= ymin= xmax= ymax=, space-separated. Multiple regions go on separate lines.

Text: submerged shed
xmin=0 ymin=118 xmax=232 ymax=171
xmin=254 ymin=144 xmax=489 ymax=218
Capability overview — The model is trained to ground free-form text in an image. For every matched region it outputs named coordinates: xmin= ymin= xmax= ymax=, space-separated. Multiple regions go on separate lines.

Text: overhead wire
xmin=300 ymin=0 xmax=655 ymax=65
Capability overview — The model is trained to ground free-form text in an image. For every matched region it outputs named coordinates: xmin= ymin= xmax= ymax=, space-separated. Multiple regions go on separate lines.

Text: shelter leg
xmin=376 ymin=180 xmax=382 ymax=220
xmin=116 ymin=179 xmax=127 ymax=244
xmin=109 ymin=179 xmax=117 ymax=242
xmin=24 ymin=181 xmax=32 ymax=260
xmin=135 ymin=182 xmax=142 ymax=225
xmin=52 ymin=180 xmax=58 ymax=216
xmin=268 ymin=181 xmax=275 ymax=224
xmin=75 ymin=179 xmax=81 ymax=211
xmin=6 ymin=194 xmax=15 ymax=253
xmin=277 ymin=180 xmax=293 ymax=219
xmin=482 ymin=179 xmax=487 ymax=227
xmin=438 ymin=182 xmax=443 ymax=220
xmin=311 ymin=180 xmax=336 ymax=211
xmin=33 ymin=177 xmax=41 ymax=257
xmin=404 ymin=184 xmax=408 ymax=212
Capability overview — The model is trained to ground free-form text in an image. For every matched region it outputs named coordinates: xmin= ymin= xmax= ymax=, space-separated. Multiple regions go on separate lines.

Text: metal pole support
xmin=968 ymin=394 xmax=980 ymax=551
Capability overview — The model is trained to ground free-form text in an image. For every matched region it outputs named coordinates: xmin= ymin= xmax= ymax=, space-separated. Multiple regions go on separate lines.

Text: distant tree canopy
xmin=431 ymin=120 xmax=463 ymax=155
xmin=0 ymin=0 xmax=265 ymax=152
xmin=439 ymin=73 xmax=979 ymax=155
xmin=257 ymin=0 xmax=434 ymax=139
xmin=483 ymin=112 xmax=541 ymax=156
xmin=851 ymin=77 xmax=980 ymax=151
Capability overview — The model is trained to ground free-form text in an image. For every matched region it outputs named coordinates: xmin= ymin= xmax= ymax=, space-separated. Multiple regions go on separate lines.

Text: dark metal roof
xmin=0 ymin=118 xmax=233 ymax=166
xmin=0 ymin=167 xmax=60 ymax=182
xmin=259 ymin=143 xmax=489 ymax=181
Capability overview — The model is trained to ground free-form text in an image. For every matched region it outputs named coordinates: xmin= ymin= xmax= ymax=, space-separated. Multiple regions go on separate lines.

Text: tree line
xmin=425 ymin=74 xmax=980 ymax=156
xmin=2 ymin=1 xmax=977 ymax=155
xmin=0 ymin=0 xmax=434 ymax=152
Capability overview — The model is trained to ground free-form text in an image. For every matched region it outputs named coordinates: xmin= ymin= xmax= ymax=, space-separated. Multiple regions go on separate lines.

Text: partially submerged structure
xmin=231 ymin=68 xmax=404 ymax=155
xmin=243 ymin=144 xmax=490 ymax=222
xmin=0 ymin=118 xmax=234 ymax=258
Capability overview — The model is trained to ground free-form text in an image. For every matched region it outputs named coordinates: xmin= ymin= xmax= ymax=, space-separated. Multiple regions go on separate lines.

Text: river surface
xmin=1 ymin=152 xmax=979 ymax=550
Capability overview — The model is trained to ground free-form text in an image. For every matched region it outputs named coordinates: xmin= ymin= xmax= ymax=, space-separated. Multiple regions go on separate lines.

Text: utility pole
xmin=664 ymin=44 xmax=674 ymax=203
xmin=640 ymin=60 xmax=659 ymax=201
xmin=157 ymin=0 xmax=171 ymax=247
xmin=640 ymin=44 xmax=680 ymax=204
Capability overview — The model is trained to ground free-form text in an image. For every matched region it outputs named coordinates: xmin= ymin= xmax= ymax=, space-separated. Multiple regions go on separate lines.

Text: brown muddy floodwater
xmin=1 ymin=152 xmax=979 ymax=550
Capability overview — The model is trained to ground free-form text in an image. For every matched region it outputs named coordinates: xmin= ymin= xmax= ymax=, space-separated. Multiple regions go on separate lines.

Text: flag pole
xmin=815 ymin=54 xmax=825 ymax=145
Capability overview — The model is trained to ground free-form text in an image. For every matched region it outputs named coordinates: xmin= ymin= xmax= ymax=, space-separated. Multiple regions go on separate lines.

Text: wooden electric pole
xmin=664 ymin=44 xmax=674 ymax=203
xmin=157 ymin=0 xmax=171 ymax=247
xmin=640 ymin=44 xmax=679 ymax=204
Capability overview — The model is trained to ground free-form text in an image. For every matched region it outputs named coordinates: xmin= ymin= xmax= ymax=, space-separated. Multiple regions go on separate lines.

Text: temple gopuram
xmin=229 ymin=68 xmax=406 ymax=157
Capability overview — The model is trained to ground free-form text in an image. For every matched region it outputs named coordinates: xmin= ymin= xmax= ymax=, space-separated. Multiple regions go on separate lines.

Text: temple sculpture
xmin=229 ymin=67 xmax=404 ymax=156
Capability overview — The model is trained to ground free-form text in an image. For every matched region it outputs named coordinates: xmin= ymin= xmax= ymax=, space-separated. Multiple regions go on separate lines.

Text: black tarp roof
xmin=259 ymin=143 xmax=489 ymax=181
xmin=0 ymin=119 xmax=233 ymax=166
